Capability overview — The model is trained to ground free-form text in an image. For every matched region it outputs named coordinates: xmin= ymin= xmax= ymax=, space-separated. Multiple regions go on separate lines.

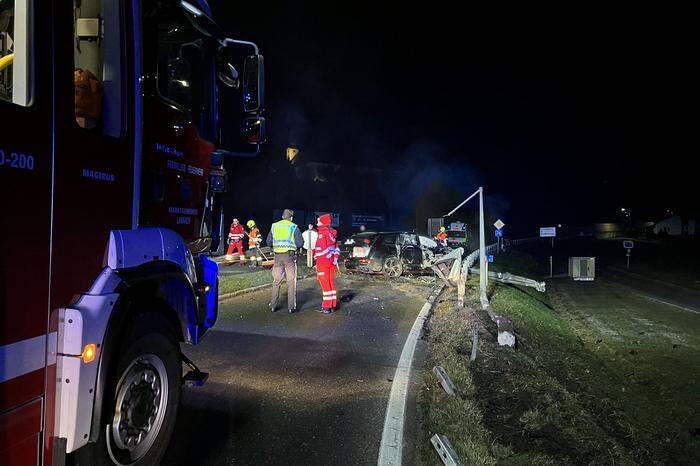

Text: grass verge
xmin=219 ymin=263 xmax=314 ymax=295
xmin=417 ymin=252 xmax=700 ymax=465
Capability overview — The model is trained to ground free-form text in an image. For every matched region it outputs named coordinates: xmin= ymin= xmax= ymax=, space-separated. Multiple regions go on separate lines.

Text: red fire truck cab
xmin=1 ymin=0 xmax=264 ymax=464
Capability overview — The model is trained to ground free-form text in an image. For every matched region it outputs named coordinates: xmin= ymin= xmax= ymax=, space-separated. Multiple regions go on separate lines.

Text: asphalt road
xmin=162 ymin=274 xmax=431 ymax=465
xmin=604 ymin=267 xmax=700 ymax=314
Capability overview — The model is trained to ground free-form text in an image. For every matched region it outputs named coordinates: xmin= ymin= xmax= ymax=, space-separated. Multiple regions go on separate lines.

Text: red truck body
xmin=0 ymin=0 xmax=263 ymax=464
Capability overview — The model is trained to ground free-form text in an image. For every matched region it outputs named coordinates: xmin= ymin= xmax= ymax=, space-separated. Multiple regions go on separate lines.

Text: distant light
xmin=81 ymin=343 xmax=97 ymax=364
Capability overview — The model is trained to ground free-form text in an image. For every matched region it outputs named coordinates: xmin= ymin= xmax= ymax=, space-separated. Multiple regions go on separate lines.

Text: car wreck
xmin=342 ymin=231 xmax=454 ymax=277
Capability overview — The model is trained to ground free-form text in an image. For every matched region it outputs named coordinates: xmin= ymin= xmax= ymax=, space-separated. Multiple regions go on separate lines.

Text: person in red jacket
xmin=226 ymin=218 xmax=246 ymax=265
xmin=314 ymin=213 xmax=340 ymax=313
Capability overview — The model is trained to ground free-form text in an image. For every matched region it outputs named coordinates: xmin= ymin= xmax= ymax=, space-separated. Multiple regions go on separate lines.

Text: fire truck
xmin=1 ymin=0 xmax=264 ymax=464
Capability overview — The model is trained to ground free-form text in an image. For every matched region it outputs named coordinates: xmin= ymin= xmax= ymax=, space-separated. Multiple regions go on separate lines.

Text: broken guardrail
xmin=458 ymin=242 xmax=518 ymax=347
xmin=431 ymin=434 xmax=463 ymax=466
xmin=433 ymin=366 xmax=457 ymax=396
xmin=468 ymin=268 xmax=546 ymax=292
xmin=430 ymin=247 xmax=465 ymax=287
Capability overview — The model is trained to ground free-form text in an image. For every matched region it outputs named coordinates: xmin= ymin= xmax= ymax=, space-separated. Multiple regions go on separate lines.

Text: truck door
xmin=0 ymin=1 xmax=53 ymax=464
xmin=50 ymin=0 xmax=135 ymax=309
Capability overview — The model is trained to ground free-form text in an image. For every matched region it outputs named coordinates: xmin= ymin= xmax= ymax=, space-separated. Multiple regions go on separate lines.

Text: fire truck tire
xmin=72 ymin=312 xmax=181 ymax=466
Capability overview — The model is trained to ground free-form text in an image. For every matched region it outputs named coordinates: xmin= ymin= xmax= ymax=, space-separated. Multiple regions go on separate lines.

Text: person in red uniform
xmin=314 ymin=214 xmax=340 ymax=313
xmin=226 ymin=218 xmax=246 ymax=265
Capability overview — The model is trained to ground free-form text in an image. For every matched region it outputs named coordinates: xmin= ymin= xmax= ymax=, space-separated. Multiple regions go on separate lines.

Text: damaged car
xmin=342 ymin=231 xmax=444 ymax=277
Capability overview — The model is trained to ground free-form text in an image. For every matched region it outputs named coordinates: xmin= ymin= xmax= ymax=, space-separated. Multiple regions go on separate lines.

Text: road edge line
xmin=377 ymin=283 xmax=446 ymax=466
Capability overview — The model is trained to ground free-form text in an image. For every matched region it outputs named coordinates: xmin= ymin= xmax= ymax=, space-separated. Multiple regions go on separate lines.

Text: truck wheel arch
xmin=87 ymin=261 xmax=198 ymax=445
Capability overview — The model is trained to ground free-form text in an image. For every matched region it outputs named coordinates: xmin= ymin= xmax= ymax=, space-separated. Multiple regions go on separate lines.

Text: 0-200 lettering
xmin=0 ymin=149 xmax=35 ymax=171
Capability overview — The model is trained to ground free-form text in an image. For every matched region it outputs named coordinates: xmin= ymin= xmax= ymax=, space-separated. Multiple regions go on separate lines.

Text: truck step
xmin=183 ymin=369 xmax=209 ymax=387
xmin=181 ymin=352 xmax=209 ymax=387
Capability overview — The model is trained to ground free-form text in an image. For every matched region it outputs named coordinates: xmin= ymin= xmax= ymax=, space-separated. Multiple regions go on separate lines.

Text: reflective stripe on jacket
xmin=314 ymin=226 xmax=340 ymax=266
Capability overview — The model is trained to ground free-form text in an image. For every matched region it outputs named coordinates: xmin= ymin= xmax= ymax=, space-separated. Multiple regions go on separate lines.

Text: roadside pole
xmin=623 ymin=240 xmax=634 ymax=270
xmin=493 ymin=219 xmax=505 ymax=255
xmin=479 ymin=187 xmax=487 ymax=295
xmin=550 ymin=237 xmax=554 ymax=278
xmin=540 ymin=227 xmax=557 ymax=278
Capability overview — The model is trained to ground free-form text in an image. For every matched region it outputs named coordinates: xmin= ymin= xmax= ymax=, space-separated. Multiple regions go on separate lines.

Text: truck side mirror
xmin=243 ymin=54 xmax=264 ymax=112
xmin=215 ymin=40 xmax=264 ymax=156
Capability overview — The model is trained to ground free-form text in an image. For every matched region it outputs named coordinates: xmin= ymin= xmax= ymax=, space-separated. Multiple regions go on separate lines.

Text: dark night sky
xmin=214 ymin=2 xmax=695 ymax=235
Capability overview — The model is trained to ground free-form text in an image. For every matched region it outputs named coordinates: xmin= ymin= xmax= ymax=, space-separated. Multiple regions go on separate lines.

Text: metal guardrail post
xmin=433 ymin=366 xmax=457 ymax=396
xmin=430 ymin=434 xmax=463 ymax=466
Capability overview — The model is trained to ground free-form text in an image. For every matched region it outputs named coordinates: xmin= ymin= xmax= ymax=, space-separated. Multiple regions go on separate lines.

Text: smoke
xmin=379 ymin=140 xmax=510 ymax=230
xmin=278 ymin=102 xmax=309 ymax=148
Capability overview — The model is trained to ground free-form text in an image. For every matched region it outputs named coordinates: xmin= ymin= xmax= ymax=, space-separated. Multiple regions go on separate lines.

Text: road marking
xmin=378 ymin=284 xmax=445 ymax=466
xmin=639 ymin=295 xmax=700 ymax=315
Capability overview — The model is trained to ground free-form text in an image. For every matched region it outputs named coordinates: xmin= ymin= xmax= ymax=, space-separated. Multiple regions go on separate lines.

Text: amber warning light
xmin=81 ymin=343 xmax=97 ymax=364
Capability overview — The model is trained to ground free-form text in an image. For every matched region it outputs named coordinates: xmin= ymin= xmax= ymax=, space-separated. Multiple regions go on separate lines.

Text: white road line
xmin=378 ymin=284 xmax=445 ymax=466
xmin=640 ymin=295 xmax=700 ymax=315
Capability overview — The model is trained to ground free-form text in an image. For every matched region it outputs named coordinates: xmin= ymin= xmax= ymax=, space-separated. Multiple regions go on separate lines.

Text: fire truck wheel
xmin=73 ymin=312 xmax=181 ymax=466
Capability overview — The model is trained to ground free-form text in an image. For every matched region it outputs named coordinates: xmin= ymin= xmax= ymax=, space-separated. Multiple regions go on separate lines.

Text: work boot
xmin=288 ymin=308 xmax=297 ymax=314
xmin=317 ymin=307 xmax=333 ymax=314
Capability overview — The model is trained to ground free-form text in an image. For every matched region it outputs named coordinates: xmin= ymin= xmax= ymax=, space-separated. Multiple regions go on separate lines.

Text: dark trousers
xmin=271 ymin=252 xmax=297 ymax=310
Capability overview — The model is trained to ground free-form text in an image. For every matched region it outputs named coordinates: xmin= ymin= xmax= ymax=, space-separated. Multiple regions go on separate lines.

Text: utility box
xmin=569 ymin=257 xmax=595 ymax=281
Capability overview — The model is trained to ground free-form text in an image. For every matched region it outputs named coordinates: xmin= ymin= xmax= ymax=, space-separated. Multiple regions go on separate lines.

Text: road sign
xmin=540 ymin=227 xmax=557 ymax=237
xmin=495 ymin=229 xmax=503 ymax=238
xmin=623 ymin=240 xmax=634 ymax=249
xmin=487 ymin=255 xmax=494 ymax=263
xmin=494 ymin=219 xmax=505 ymax=230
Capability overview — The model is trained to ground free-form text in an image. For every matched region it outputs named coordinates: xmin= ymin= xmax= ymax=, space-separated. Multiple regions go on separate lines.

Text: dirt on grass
xmin=417 ymin=252 xmax=700 ymax=465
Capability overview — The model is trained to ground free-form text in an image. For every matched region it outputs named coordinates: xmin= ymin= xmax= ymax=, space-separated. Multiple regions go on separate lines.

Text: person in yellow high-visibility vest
xmin=266 ymin=209 xmax=304 ymax=313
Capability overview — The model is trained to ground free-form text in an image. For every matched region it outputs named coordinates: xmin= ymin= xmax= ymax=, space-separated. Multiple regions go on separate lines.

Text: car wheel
xmin=72 ymin=313 xmax=181 ymax=466
xmin=383 ymin=256 xmax=403 ymax=278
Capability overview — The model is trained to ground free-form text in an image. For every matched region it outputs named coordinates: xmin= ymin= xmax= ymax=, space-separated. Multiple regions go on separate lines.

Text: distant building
xmin=594 ymin=223 xmax=624 ymax=239
xmin=654 ymin=216 xmax=696 ymax=236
